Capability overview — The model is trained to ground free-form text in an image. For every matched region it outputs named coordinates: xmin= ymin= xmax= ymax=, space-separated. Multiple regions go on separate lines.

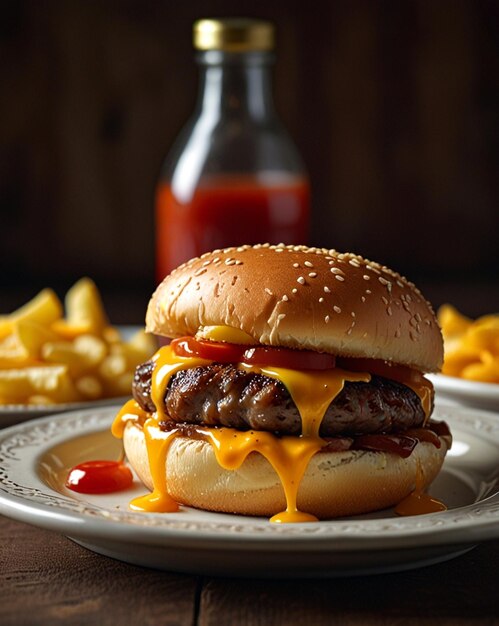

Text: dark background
xmin=1 ymin=0 xmax=498 ymax=323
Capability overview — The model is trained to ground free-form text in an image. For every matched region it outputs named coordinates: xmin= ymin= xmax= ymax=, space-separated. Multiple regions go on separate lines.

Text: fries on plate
xmin=0 ymin=279 xmax=157 ymax=405
xmin=438 ymin=305 xmax=499 ymax=384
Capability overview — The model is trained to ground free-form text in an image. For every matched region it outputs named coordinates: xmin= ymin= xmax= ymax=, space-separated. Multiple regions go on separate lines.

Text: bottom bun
xmin=123 ymin=422 xmax=451 ymax=519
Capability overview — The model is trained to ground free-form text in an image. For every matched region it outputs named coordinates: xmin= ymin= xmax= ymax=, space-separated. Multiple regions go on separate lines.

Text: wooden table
xmin=1 ymin=515 xmax=498 ymax=625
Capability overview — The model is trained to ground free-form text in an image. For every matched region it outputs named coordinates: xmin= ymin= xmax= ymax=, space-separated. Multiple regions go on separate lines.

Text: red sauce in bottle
xmin=66 ymin=460 xmax=133 ymax=494
xmin=155 ymin=175 xmax=310 ymax=280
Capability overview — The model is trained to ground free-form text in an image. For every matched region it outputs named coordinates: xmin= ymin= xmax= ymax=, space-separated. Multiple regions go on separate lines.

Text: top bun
xmin=146 ymin=244 xmax=443 ymax=372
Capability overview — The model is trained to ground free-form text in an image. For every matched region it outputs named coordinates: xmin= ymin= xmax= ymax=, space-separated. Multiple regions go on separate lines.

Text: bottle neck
xmin=195 ymin=51 xmax=276 ymax=121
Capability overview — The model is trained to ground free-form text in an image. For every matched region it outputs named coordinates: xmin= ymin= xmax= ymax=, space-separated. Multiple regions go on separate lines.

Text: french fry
xmin=41 ymin=335 xmax=108 ymax=377
xmin=101 ymin=371 xmax=133 ymax=398
xmin=102 ymin=326 xmax=122 ymax=344
xmin=41 ymin=342 xmax=91 ymax=377
xmin=28 ymin=395 xmax=53 ymax=405
xmin=110 ymin=331 xmax=157 ymax=371
xmin=73 ymin=334 xmax=108 ymax=367
xmin=438 ymin=304 xmax=472 ymax=339
xmin=0 ymin=334 xmax=33 ymax=369
xmin=65 ymin=278 xmax=108 ymax=335
xmin=128 ymin=329 xmax=158 ymax=354
xmin=99 ymin=354 xmax=127 ymax=379
xmin=75 ymin=375 xmax=104 ymax=400
xmin=0 ymin=289 xmax=63 ymax=340
xmin=0 ymin=366 xmax=80 ymax=404
xmin=15 ymin=320 xmax=60 ymax=357
xmin=51 ymin=319 xmax=93 ymax=340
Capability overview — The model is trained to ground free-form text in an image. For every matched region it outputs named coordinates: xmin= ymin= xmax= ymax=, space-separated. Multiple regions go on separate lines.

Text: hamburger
xmin=113 ymin=244 xmax=451 ymax=522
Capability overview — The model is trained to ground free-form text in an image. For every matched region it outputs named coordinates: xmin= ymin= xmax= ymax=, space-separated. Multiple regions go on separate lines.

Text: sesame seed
xmin=297 ymin=276 xmax=306 ymax=285
xmin=304 ymin=261 xmax=314 ymax=268
xmin=349 ymin=259 xmax=361 ymax=267
xmin=366 ymin=289 xmax=372 ymax=294
xmin=382 ymin=296 xmax=389 ymax=305
xmin=319 ymin=297 xmax=324 ymax=303
xmin=387 ymin=307 xmax=393 ymax=316
xmin=379 ymin=277 xmax=392 ymax=292
xmin=363 ymin=275 xmax=370 ymax=281
xmin=293 ymin=263 xmax=300 ymax=268
xmin=331 ymin=267 xmax=344 ymax=275
xmin=309 ymin=272 xmax=317 ymax=278
xmin=277 ymin=313 xmax=286 ymax=322
xmin=292 ymin=288 xmax=298 ymax=294
xmin=351 ymin=312 xmax=356 ymax=317
xmin=333 ymin=306 xmax=341 ymax=313
xmin=325 ymin=315 xmax=330 ymax=323
xmin=282 ymin=295 xmax=289 ymax=302
xmin=202 ymin=260 xmax=211 ymax=266
xmin=324 ymin=286 xmax=331 ymax=293
xmin=335 ymin=275 xmax=345 ymax=282
xmin=265 ymin=288 xmax=273 ymax=295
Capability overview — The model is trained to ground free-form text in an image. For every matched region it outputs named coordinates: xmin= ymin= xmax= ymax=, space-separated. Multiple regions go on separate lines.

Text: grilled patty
xmin=132 ymin=361 xmax=429 ymax=437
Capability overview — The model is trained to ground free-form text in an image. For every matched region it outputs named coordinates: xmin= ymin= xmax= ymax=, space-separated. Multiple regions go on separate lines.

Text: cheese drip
xmin=404 ymin=378 xmax=433 ymax=424
xmin=395 ymin=458 xmax=447 ymax=516
xmin=113 ymin=345 xmax=370 ymax=522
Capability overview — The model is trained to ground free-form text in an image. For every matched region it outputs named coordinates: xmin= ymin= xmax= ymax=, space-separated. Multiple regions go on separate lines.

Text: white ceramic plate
xmin=429 ymin=374 xmax=499 ymax=411
xmin=0 ymin=325 xmax=141 ymax=428
xmin=0 ymin=404 xmax=498 ymax=578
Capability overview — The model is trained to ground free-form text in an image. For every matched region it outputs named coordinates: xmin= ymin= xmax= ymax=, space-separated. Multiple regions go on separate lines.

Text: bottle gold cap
xmin=193 ymin=18 xmax=274 ymax=52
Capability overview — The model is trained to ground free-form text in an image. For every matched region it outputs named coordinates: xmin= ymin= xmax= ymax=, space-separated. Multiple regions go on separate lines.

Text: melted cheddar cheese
xmin=112 ymin=327 xmax=434 ymax=523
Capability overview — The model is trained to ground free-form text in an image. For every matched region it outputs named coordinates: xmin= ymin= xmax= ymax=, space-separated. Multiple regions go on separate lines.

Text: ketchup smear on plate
xmin=66 ymin=460 xmax=133 ymax=494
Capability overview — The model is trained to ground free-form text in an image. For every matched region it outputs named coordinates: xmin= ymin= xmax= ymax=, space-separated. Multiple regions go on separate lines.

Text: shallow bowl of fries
xmin=428 ymin=305 xmax=499 ymax=411
xmin=0 ymin=278 xmax=157 ymax=427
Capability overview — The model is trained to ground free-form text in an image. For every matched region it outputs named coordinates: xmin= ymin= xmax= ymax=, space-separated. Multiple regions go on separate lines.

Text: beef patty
xmin=132 ymin=360 xmax=429 ymax=437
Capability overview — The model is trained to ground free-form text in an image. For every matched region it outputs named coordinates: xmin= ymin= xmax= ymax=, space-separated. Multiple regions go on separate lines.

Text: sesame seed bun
xmin=146 ymin=244 xmax=443 ymax=372
xmin=123 ymin=421 xmax=451 ymax=519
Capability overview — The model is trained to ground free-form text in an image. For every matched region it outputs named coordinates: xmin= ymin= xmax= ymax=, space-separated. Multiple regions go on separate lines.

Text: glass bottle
xmin=155 ymin=18 xmax=310 ymax=279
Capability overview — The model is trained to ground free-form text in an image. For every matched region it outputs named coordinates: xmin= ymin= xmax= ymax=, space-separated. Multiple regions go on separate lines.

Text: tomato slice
xmin=66 ymin=460 xmax=133 ymax=494
xmin=337 ymin=357 xmax=422 ymax=384
xmin=171 ymin=337 xmax=336 ymax=370
xmin=171 ymin=337 xmax=245 ymax=362
xmin=243 ymin=346 xmax=336 ymax=371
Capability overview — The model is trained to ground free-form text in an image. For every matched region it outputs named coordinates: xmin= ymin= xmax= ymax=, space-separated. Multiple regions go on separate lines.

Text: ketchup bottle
xmin=155 ymin=18 xmax=310 ymax=280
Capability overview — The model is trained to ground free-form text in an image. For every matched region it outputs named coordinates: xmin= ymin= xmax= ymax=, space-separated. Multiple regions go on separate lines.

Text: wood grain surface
xmin=1 ymin=515 xmax=498 ymax=626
